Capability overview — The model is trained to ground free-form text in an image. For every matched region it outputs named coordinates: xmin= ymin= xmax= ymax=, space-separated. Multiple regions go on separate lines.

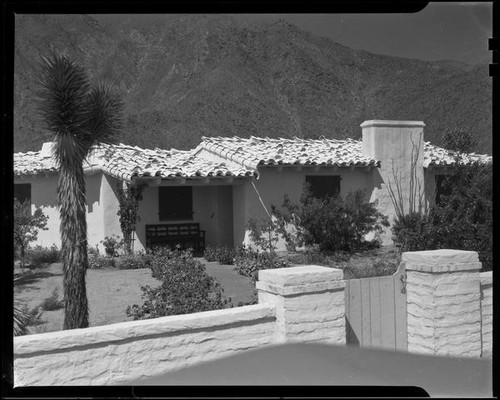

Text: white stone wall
xmin=14 ymin=304 xmax=276 ymax=386
xmin=404 ymin=250 xmax=482 ymax=358
xmin=257 ymin=265 xmax=346 ymax=345
xmin=480 ymin=271 xmax=493 ymax=358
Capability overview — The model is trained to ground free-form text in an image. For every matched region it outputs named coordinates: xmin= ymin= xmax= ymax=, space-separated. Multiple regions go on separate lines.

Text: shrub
xmin=126 ymin=248 xmax=230 ymax=319
xmin=100 ymin=235 xmax=123 ymax=257
xmin=116 ymin=252 xmax=150 ymax=270
xmin=234 ymin=248 xmax=292 ymax=283
xmin=88 ymin=251 xmax=115 ymax=269
xmin=14 ymin=302 xmax=44 ymax=336
xmin=295 ymin=189 xmax=388 ymax=253
xmin=39 ymin=287 xmax=64 ymax=311
xmin=26 ymin=244 xmax=60 ymax=266
xmin=203 ymin=246 xmax=238 ymax=265
xmin=14 ymin=199 xmax=48 ymax=269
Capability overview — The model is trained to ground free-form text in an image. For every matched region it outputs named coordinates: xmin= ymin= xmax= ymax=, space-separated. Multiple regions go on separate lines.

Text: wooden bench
xmin=146 ymin=223 xmax=206 ymax=254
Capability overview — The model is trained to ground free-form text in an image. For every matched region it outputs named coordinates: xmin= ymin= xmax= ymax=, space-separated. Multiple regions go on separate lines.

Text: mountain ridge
xmin=14 ymin=14 xmax=491 ymax=154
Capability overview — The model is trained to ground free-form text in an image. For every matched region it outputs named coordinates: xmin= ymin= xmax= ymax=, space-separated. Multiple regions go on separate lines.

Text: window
xmin=14 ymin=183 xmax=31 ymax=206
xmin=159 ymin=186 xmax=193 ymax=220
xmin=305 ymin=176 xmax=341 ymax=199
xmin=435 ymin=175 xmax=453 ymax=205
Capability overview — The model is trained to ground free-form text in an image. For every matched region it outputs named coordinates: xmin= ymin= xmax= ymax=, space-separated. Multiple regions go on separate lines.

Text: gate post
xmin=403 ymin=249 xmax=482 ymax=358
xmin=256 ymin=265 xmax=345 ymax=345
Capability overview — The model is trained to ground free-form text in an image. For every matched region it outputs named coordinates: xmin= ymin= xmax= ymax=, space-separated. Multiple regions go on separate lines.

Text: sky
xmin=94 ymin=2 xmax=492 ymax=66
xmin=230 ymin=3 xmax=492 ymax=66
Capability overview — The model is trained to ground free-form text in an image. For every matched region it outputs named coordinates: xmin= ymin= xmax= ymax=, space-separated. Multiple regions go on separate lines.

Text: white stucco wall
xmin=14 ymin=304 xmax=277 ymax=386
xmin=233 ymin=166 xmax=375 ymax=249
xmin=134 ymin=183 xmax=235 ymax=252
xmin=15 ymin=172 xmax=119 ymax=253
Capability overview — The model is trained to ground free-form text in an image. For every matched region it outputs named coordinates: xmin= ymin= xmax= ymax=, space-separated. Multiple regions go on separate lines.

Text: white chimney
xmin=361 ymin=120 xmax=426 ymax=245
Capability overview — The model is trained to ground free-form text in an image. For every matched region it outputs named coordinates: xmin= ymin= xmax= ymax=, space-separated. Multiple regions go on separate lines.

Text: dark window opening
xmin=14 ymin=183 xmax=31 ymax=206
xmin=159 ymin=186 xmax=193 ymax=221
xmin=305 ymin=176 xmax=341 ymax=199
xmin=435 ymin=175 xmax=453 ymax=205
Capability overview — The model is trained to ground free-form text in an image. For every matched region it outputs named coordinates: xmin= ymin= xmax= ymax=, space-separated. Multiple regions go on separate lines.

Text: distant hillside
xmin=14 ymin=14 xmax=492 ymax=154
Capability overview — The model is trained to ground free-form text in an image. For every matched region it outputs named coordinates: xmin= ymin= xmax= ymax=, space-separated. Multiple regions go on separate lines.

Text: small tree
xmin=117 ymin=183 xmax=144 ymax=255
xmin=13 ymin=199 xmax=48 ymax=270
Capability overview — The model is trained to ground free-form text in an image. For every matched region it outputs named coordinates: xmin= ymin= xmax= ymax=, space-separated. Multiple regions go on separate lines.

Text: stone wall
xmin=14 ymin=265 xmax=345 ymax=386
xmin=14 ymin=304 xmax=277 ymax=386
xmin=480 ymin=271 xmax=493 ymax=358
xmin=404 ymin=249 xmax=483 ymax=358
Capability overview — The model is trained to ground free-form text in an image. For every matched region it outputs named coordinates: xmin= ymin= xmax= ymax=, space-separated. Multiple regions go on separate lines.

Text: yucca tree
xmin=36 ymin=54 xmax=122 ymax=329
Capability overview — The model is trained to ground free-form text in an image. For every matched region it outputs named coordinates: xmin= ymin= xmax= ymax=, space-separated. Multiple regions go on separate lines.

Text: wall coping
xmin=256 ymin=279 xmax=345 ymax=296
xmin=402 ymin=249 xmax=480 ymax=265
xmin=14 ymin=304 xmax=275 ymax=355
xmin=480 ymin=271 xmax=493 ymax=286
xmin=405 ymin=262 xmax=482 ymax=273
xmin=258 ymin=265 xmax=343 ymax=287
xmin=360 ymin=120 xmax=425 ymax=128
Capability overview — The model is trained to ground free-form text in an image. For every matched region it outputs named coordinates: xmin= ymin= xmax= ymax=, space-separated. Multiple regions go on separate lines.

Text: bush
xmin=39 ymin=287 xmax=64 ymax=311
xmin=203 ymin=246 xmax=238 ymax=265
xmin=116 ymin=252 xmax=150 ymax=270
xmin=100 ymin=235 xmax=123 ymax=257
xmin=293 ymin=189 xmax=388 ymax=253
xmin=126 ymin=248 xmax=230 ymax=320
xmin=26 ymin=244 xmax=61 ymax=266
xmin=234 ymin=248 xmax=292 ymax=283
xmin=88 ymin=250 xmax=115 ymax=269
xmin=14 ymin=302 xmax=44 ymax=336
xmin=392 ymin=161 xmax=492 ymax=271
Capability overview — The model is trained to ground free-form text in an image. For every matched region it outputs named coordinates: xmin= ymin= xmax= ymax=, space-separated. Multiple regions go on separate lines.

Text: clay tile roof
xmin=199 ymin=136 xmax=381 ymax=168
xmin=14 ymin=142 xmax=256 ymax=181
xmin=423 ymin=142 xmax=493 ymax=167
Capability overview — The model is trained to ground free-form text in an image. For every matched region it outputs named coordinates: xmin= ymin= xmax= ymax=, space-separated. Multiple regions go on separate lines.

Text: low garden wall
xmin=480 ymin=271 xmax=493 ymax=358
xmin=14 ymin=265 xmax=346 ymax=386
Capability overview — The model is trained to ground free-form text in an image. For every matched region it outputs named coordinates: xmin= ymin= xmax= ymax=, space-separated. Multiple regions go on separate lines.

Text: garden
xmin=14 ymin=128 xmax=492 ymax=336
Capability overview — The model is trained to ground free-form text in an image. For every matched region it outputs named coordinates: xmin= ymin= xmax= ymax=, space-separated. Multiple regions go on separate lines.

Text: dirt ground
xmin=14 ymin=259 xmax=256 ymax=335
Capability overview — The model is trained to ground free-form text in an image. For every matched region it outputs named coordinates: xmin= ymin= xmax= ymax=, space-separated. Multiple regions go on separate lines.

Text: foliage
xmin=270 ymin=194 xmax=305 ymax=252
xmin=39 ymin=287 xmax=64 ymax=311
xmin=36 ymin=53 xmax=123 ymax=330
xmin=246 ymin=217 xmax=280 ymax=254
xmin=296 ymin=188 xmax=389 ymax=252
xmin=392 ymin=130 xmax=492 ymax=271
xmin=100 ymin=235 xmax=123 ymax=257
xmin=126 ymin=248 xmax=230 ymax=320
xmin=203 ymin=245 xmax=239 ymax=265
xmin=234 ymin=247 xmax=292 ymax=283
xmin=88 ymin=251 xmax=116 ymax=269
xmin=26 ymin=244 xmax=60 ymax=266
xmin=286 ymin=246 xmax=351 ymax=266
xmin=116 ymin=252 xmax=150 ymax=270
xmin=117 ymin=183 xmax=145 ymax=255
xmin=13 ymin=199 xmax=48 ymax=269
xmin=14 ymin=299 xmax=45 ymax=336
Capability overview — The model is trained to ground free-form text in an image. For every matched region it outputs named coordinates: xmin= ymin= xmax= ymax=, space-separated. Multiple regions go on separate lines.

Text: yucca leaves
xmin=36 ymin=53 xmax=122 ymax=329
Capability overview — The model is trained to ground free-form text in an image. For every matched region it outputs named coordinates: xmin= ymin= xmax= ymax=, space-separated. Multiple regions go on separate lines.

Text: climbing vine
xmin=117 ymin=182 xmax=145 ymax=254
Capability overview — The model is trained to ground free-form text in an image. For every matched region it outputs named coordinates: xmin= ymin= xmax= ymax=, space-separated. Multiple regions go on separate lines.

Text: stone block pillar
xmin=256 ymin=265 xmax=345 ymax=345
xmin=404 ymin=249 xmax=482 ymax=358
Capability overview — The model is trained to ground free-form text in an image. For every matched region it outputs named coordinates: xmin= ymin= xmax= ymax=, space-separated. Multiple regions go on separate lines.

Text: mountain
xmin=13 ymin=14 xmax=492 ymax=154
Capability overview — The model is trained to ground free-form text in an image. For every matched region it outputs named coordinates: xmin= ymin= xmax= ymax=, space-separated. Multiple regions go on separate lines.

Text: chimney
xmin=39 ymin=142 xmax=55 ymax=159
xmin=361 ymin=120 xmax=426 ymax=245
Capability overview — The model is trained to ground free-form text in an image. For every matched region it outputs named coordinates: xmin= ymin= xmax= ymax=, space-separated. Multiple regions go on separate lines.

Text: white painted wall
xmin=15 ymin=172 xmax=119 ymax=253
xmin=232 ymin=166 xmax=375 ymax=249
xmin=134 ymin=183 xmax=235 ymax=252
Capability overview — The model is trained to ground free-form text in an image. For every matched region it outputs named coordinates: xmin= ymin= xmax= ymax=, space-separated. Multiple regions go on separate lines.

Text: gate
xmin=345 ymin=263 xmax=407 ymax=351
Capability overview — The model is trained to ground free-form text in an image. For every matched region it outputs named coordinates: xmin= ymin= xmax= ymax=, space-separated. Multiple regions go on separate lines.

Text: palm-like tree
xmin=37 ymin=54 xmax=122 ymax=329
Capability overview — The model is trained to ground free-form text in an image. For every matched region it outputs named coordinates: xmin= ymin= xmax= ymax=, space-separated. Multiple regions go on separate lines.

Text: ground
xmin=14 ymin=259 xmax=256 ymax=335
xmin=14 ymin=246 xmax=400 ymax=335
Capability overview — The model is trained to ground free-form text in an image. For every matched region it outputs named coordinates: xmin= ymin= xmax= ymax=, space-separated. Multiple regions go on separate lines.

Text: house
xmin=14 ymin=120 xmax=492 ymax=253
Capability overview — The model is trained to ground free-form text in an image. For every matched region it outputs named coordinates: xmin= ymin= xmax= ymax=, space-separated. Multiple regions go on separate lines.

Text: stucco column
xmin=403 ymin=249 xmax=482 ymax=358
xmin=361 ymin=120 xmax=425 ymax=245
xmin=256 ymin=265 xmax=345 ymax=345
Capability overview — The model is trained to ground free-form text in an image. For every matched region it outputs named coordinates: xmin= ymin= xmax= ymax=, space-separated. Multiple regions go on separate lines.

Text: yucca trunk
xmin=58 ymin=163 xmax=89 ymax=329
